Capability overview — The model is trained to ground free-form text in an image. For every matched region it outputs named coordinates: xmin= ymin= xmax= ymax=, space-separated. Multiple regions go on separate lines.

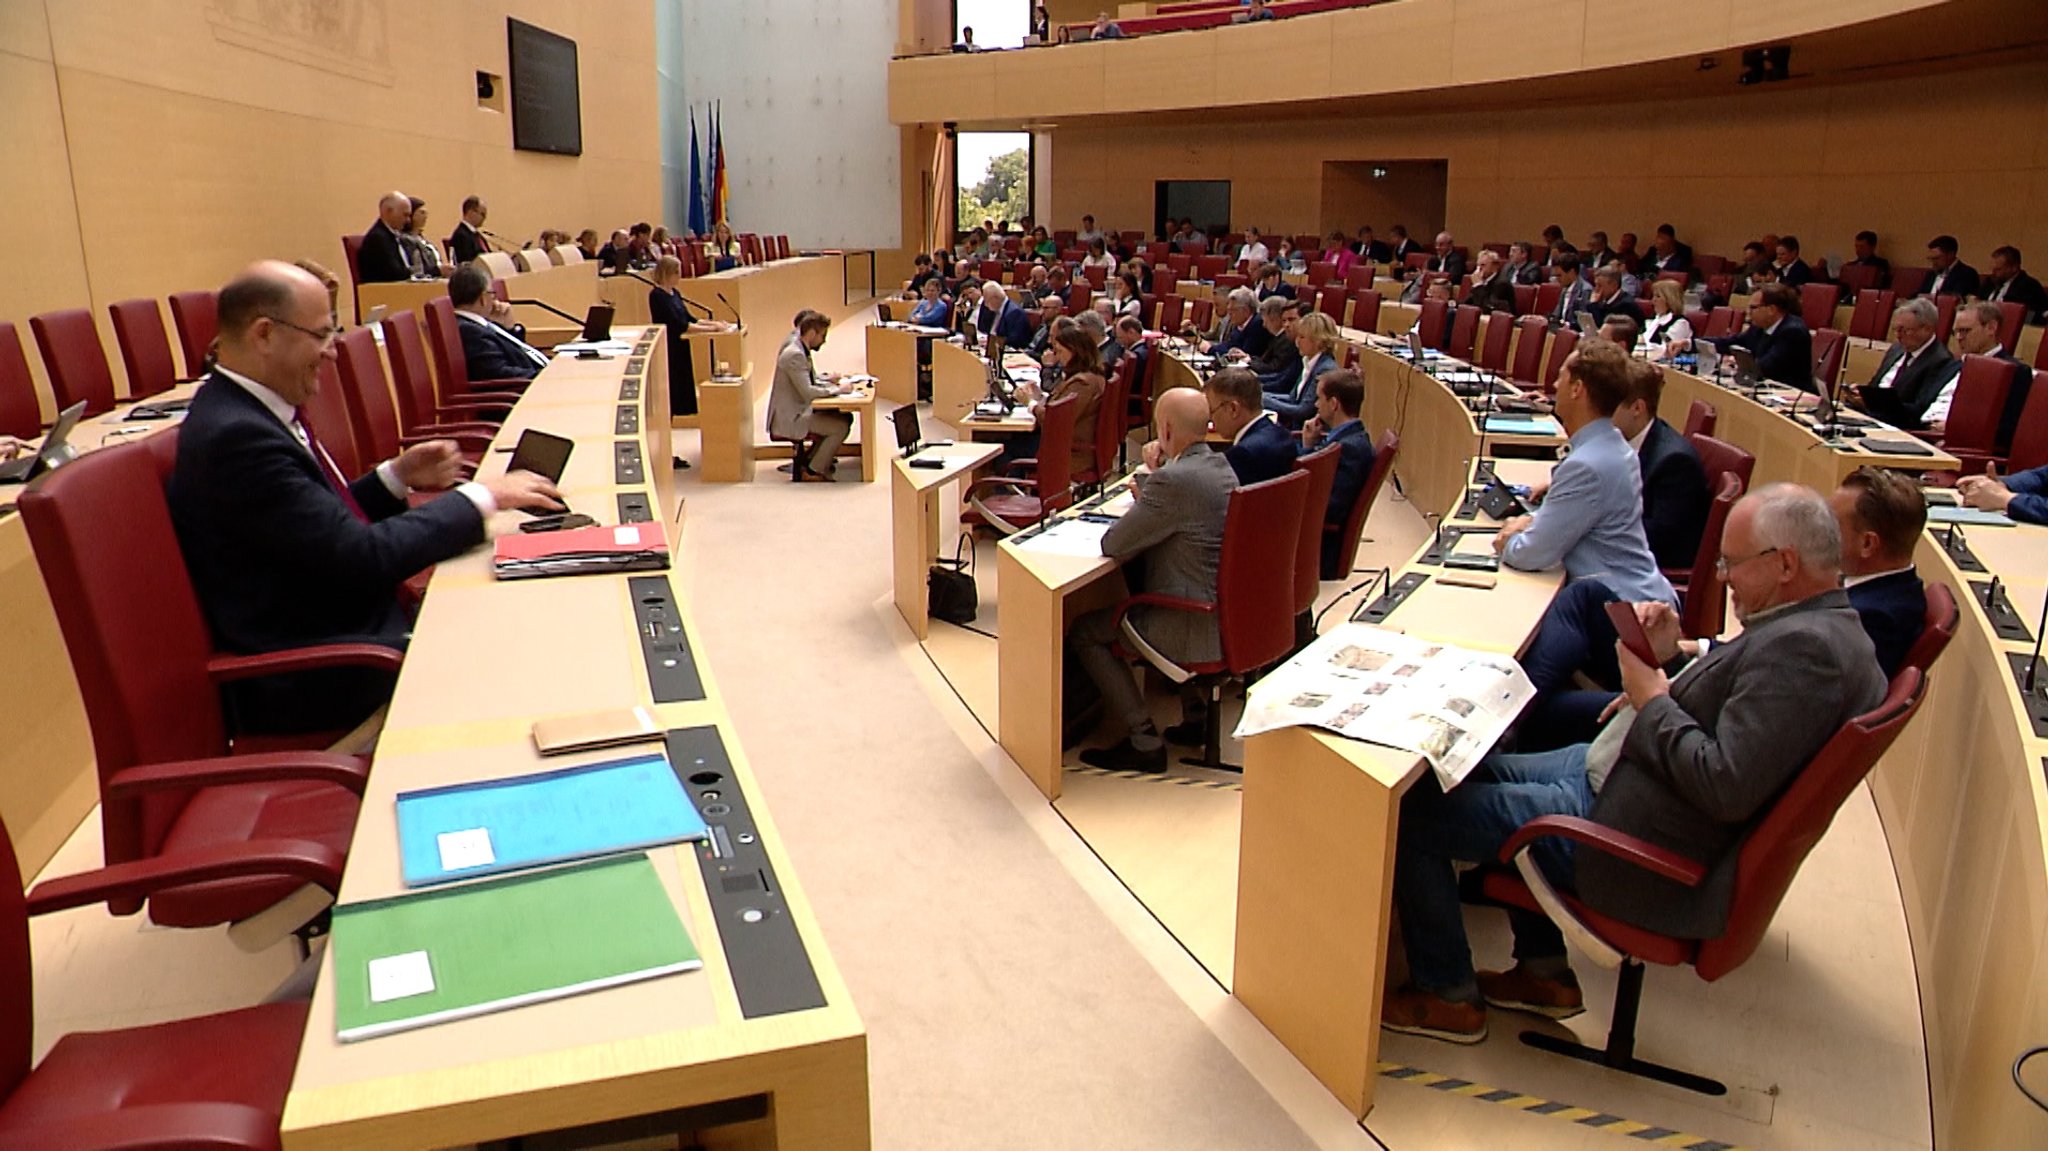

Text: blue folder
xmin=1479 ymin=415 xmax=1558 ymax=436
xmin=396 ymin=754 xmax=709 ymax=887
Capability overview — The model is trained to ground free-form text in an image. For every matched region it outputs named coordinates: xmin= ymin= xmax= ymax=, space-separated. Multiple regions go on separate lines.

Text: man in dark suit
xmin=1254 ymin=262 xmax=1296 ymax=302
xmin=1853 ymin=297 xmax=1956 ymax=429
xmin=1844 ymin=230 xmax=1890 ymax=283
xmin=1713 ymin=284 xmax=1814 ymax=390
xmin=1920 ymin=301 xmax=2030 ymax=446
xmin=1585 ymin=267 xmax=1643 ymax=329
xmin=1545 ymin=253 xmax=1590 ymax=328
xmin=1196 ymin=288 xmax=1271 ymax=359
xmin=1383 ymin=485 xmax=1885 ymax=1042
xmin=1111 ymin=316 xmax=1150 ymax=394
xmin=447 ymin=195 xmax=491 ymax=266
xmin=595 ymin=229 xmax=631 ymax=275
xmin=1503 ymin=241 xmax=1545 ymax=286
xmin=1770 ymin=235 xmax=1812 ymax=287
xmin=1648 ymin=224 xmax=1693 ymax=279
xmin=1352 ymin=225 xmax=1392 ymax=264
xmin=1924 ymin=234 xmax=1979 ymax=298
xmin=450 ymin=264 xmax=549 ymax=382
xmin=167 ymin=262 xmax=561 ymax=733
xmin=1830 ymin=467 xmax=1927 ymax=680
xmin=1581 ymin=231 xmax=1616 ymax=273
xmin=1250 ymin=297 xmax=1303 ymax=388
xmin=1069 ymin=389 xmax=1238 ymax=772
xmin=1422 ymin=231 xmax=1467 ymax=287
xmin=979 ymin=283 xmax=1035 ymax=360
xmin=1386 ymin=226 xmax=1422 ymax=265
xmin=1617 ymin=361 xmax=1710 ymax=570
xmin=356 ymin=192 xmax=414 ymax=284
xmin=1463 ymin=249 xmax=1518 ymax=314
xmin=1204 ymin=367 xmax=1294 ymax=485
xmin=1300 ymin=368 xmax=1375 ymax=579
xmin=1984 ymin=245 xmax=2048 ymax=324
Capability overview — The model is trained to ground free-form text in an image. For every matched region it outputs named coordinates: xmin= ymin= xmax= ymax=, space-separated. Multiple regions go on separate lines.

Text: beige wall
xmin=1048 ymin=60 xmax=2048 ymax=269
xmin=0 ymin=0 xmax=660 ymax=417
xmin=1317 ymin=161 xmax=1450 ymax=248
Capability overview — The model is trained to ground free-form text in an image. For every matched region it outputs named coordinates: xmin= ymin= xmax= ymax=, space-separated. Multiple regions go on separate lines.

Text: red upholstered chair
xmin=1692 ymin=254 xmax=1727 ymax=279
xmin=1158 ymin=295 xmax=1185 ymax=333
xmin=1508 ymin=316 xmax=1548 ymax=388
xmin=1533 ymin=282 xmax=1561 ymax=319
xmin=2036 ymin=337 xmax=2048 ymax=373
xmin=1305 ymin=263 xmax=1336 ymax=288
xmin=1403 ymin=252 xmax=1430 ymax=276
xmin=1146 ymin=242 xmax=1172 ymax=263
xmin=1081 ymin=265 xmax=1108 ymax=290
xmin=2000 ymin=371 xmax=2048 ymax=473
xmin=29 ymin=309 xmax=118 ymax=416
xmin=1113 ymin=470 xmax=1309 ymax=770
xmin=1315 ymin=285 xmax=1347 ymax=324
xmin=1137 ymin=294 xmax=1160 ymax=328
xmin=1848 ymin=289 xmax=1897 ymax=341
xmin=1344 ymin=265 xmax=1376 ymax=291
xmin=1119 ymin=230 xmax=1143 ymax=248
xmin=1688 ymin=432 xmax=1756 ymax=496
xmin=0 ymin=812 xmax=338 ymax=1149
xmin=1798 ymin=283 xmax=1838 ymax=333
xmin=1810 ymin=328 xmax=1847 ymax=390
xmin=1197 ymin=254 xmax=1229 ymax=281
xmin=421 ymin=297 xmax=531 ymax=404
xmin=1683 ymin=399 xmax=1717 ymax=438
xmin=1189 ymin=297 xmax=1214 ymax=333
xmin=339 ymin=232 xmax=366 ymax=324
xmin=107 ymin=298 xmax=186 ymax=400
xmin=1889 ymin=265 xmax=1930 ymax=297
xmin=1290 ymin=442 xmax=1342 ymax=614
xmin=1540 ymin=328 xmax=1578 ymax=391
xmin=1899 ymin=583 xmax=1958 ymax=680
xmin=1512 ymin=284 xmax=1538 ymax=316
xmin=1166 ymin=253 xmax=1193 ymax=282
xmin=1477 ymin=669 xmax=1927 ymax=1095
xmin=1931 ymin=293 xmax=1958 ymax=342
xmin=1067 ymin=283 xmax=1091 ymax=315
xmin=167 ymin=290 xmax=219 ymax=379
xmin=1215 ymin=273 xmax=1249 ymax=292
xmin=1348 ymin=289 xmax=1382 ymax=333
xmin=1705 ymin=274 xmax=1734 ymax=302
xmin=1417 ymin=298 xmax=1450 ymax=351
xmin=1054 ymin=229 xmax=1076 ymax=249
xmin=966 ymin=392 xmax=1081 ymax=534
xmin=1935 ymin=354 xmax=2017 ymax=472
xmin=1077 ymin=360 xmax=1128 ymax=491
xmin=380 ymin=312 xmax=512 ymax=433
xmin=1702 ymin=307 xmax=1740 ymax=339
xmin=1326 ymin=431 xmax=1398 ymax=579
xmin=332 ymin=328 xmax=494 ymax=468
xmin=298 ymin=359 xmax=364 ymax=480
xmin=1834 ymin=263 xmax=1880 ymax=294
xmin=1668 ymin=471 xmax=1743 ymax=639
xmin=0 ymin=323 xmax=41 ymax=438
xmin=16 ymin=441 xmax=378 ymax=929
xmin=1475 ymin=312 xmax=1512 ymax=373
xmin=1994 ymin=301 xmax=2027 ymax=356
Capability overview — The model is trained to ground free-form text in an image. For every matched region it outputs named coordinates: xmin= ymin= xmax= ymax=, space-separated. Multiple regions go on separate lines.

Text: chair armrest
xmin=968 ymin=475 xmax=1039 ymax=498
xmin=1111 ymin=592 xmax=1216 ymax=632
xmin=401 ymin=429 xmax=496 ymax=451
xmin=1946 ymin=450 xmax=2002 ymax=476
xmin=106 ymin=752 xmax=370 ymax=800
xmin=207 ymin=643 xmax=402 ymax=684
xmin=26 ymin=839 xmax=347 ymax=916
xmin=465 ymin=379 xmax=530 ymax=395
xmin=1498 ymin=815 xmax=1707 ymax=886
xmin=435 ymin=400 xmax=511 ymax=421
xmin=0 ymin=1104 xmax=283 ymax=1151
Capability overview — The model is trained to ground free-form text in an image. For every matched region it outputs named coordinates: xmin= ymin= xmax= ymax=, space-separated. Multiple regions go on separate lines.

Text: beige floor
xmin=23 ymin=299 xmax=1931 ymax=1151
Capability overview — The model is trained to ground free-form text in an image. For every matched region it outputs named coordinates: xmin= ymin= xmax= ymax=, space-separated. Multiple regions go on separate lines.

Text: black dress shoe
xmin=1078 ymin=738 xmax=1168 ymax=774
xmin=1161 ymin=717 xmax=1208 ymax=747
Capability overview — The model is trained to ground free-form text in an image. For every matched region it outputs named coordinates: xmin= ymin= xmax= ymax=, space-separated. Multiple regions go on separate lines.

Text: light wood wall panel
xmin=0 ymin=7 xmax=92 ymax=416
xmin=1046 ymin=60 xmax=2048 ymax=272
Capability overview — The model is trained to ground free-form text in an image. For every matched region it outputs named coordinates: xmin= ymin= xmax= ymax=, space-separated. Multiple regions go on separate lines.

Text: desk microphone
xmin=716 ymin=292 xmax=741 ymax=329
xmin=615 ymin=268 xmax=718 ymax=321
xmin=504 ymin=297 xmax=584 ymax=325
xmin=2026 ymin=582 xmax=2048 ymax=696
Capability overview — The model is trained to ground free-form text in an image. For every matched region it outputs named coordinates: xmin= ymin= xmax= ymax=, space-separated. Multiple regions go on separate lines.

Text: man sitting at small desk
xmin=1204 ymin=366 xmax=1293 ymax=485
xmin=768 ymin=309 xmax=855 ymax=483
xmin=1385 ymin=484 xmax=1885 ymax=1043
xmin=450 ymin=264 xmax=548 ymax=382
xmin=1958 ymin=461 xmax=2048 ymax=525
xmin=1711 ymin=283 xmax=1813 ymax=390
xmin=1829 ymin=467 xmax=1928 ymax=679
xmin=1070 ymin=389 xmax=1238 ymax=773
xmin=1299 ymin=368 xmax=1376 ymax=578
xmin=980 ymin=284 xmax=1035 ymax=362
xmin=169 ymin=261 xmax=562 ymax=734
xmin=1853 ymin=297 xmax=1955 ymax=430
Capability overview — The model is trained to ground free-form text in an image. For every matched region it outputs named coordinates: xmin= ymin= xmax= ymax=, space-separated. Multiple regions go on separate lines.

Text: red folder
xmin=492 ymin=521 xmax=670 ymax=580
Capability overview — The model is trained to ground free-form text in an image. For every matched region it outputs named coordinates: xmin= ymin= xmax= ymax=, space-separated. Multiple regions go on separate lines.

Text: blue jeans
xmin=1521 ymin=579 xmax=1623 ymax=694
xmin=1394 ymin=745 xmax=1592 ymax=997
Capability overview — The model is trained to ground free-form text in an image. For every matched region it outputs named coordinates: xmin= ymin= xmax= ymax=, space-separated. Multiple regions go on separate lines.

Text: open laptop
xmin=1574 ymin=309 xmax=1598 ymax=334
xmin=578 ymin=304 xmax=616 ymax=343
xmin=1728 ymin=347 xmax=1760 ymax=390
xmin=892 ymin=404 xmax=926 ymax=455
xmin=0 ymin=401 xmax=88 ymax=484
xmin=507 ymin=428 xmax=574 ymax=514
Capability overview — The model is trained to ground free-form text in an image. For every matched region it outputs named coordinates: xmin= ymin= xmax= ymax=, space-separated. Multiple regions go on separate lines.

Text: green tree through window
xmin=957 ymin=134 xmax=1029 ymax=234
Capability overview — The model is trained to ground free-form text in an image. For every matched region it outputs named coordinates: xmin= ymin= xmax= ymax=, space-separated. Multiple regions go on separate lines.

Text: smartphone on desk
xmin=518 ymin=513 xmax=596 ymax=533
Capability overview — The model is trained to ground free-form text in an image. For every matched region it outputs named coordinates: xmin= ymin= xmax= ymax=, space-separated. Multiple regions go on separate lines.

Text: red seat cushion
xmin=976 ymin=494 xmax=1044 ymax=524
xmin=0 ymin=1001 xmax=306 ymax=1136
xmin=1479 ymin=871 xmax=1701 ymax=969
xmin=149 ymin=781 xmax=358 ymax=927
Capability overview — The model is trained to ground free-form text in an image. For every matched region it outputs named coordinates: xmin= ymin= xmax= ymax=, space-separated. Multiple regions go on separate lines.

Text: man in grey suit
xmin=766 ymin=310 xmax=853 ymax=481
xmin=1853 ymin=298 xmax=1956 ymax=430
xmin=1383 ymin=484 xmax=1886 ymax=1044
xmin=1069 ymin=389 xmax=1238 ymax=773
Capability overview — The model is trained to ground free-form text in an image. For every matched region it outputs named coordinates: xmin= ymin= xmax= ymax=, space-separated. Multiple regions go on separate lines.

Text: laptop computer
xmin=578 ymin=304 xmax=616 ymax=343
xmin=1728 ymin=347 xmax=1760 ymax=390
xmin=892 ymin=404 xmax=924 ymax=455
xmin=0 ymin=401 xmax=88 ymax=484
xmin=507 ymin=428 xmax=574 ymax=515
xmin=1574 ymin=309 xmax=1598 ymax=334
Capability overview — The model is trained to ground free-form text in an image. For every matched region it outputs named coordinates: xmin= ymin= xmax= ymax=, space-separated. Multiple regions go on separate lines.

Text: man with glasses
xmin=1203 ymin=366 xmax=1293 ymax=484
xmin=1710 ymin=282 xmax=1813 ymax=390
xmin=168 ymin=261 xmax=562 ymax=735
xmin=450 ymin=264 xmax=549 ymax=382
xmin=1384 ymin=483 xmax=1884 ymax=1044
xmin=1852 ymin=297 xmax=1955 ymax=430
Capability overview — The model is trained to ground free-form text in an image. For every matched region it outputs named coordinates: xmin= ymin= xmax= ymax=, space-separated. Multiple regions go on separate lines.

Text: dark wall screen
xmin=508 ymin=18 xmax=582 ymax=157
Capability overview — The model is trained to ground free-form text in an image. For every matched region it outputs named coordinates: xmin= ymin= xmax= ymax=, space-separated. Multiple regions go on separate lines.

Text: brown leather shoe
xmin=1380 ymin=984 xmax=1488 ymax=1045
xmin=1477 ymin=963 xmax=1585 ymax=1019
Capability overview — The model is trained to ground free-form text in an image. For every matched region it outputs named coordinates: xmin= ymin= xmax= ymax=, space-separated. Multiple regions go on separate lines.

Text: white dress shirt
xmin=1870 ymin=340 xmax=1927 ymax=391
xmin=217 ymin=365 xmax=495 ymax=516
xmin=1237 ymin=242 xmax=1269 ymax=266
xmin=1920 ymin=344 xmax=2005 ymax=425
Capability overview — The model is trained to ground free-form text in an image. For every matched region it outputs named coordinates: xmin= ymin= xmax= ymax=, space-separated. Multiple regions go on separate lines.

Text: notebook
xmin=492 ymin=520 xmax=670 ymax=579
xmin=394 ymin=752 xmax=708 ymax=887
xmin=330 ymin=853 xmax=700 ymax=1042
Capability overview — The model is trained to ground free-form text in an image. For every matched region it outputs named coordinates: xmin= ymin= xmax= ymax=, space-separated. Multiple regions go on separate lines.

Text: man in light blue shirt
xmin=1493 ymin=338 xmax=1677 ymax=740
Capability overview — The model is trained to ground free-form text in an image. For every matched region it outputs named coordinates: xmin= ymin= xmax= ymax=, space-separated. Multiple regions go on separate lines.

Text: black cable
xmin=1315 ymin=566 xmax=1390 ymax=630
xmin=2016 ymin=1045 xmax=2048 ymax=1113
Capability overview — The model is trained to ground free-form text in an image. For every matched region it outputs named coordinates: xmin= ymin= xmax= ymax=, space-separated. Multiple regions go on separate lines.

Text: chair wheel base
xmin=1517 ymin=1029 xmax=1727 ymax=1097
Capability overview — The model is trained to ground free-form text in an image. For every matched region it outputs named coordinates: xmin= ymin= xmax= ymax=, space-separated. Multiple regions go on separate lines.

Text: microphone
xmin=2026 ymin=580 xmax=2048 ymax=696
xmin=716 ymin=291 xmax=741 ymax=328
xmin=504 ymin=297 xmax=584 ymax=325
xmin=478 ymin=227 xmax=506 ymax=251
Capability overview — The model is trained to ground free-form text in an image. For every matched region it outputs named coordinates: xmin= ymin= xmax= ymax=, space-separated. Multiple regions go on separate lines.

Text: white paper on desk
xmin=1234 ymin=623 xmax=1534 ymax=790
xmin=552 ymin=339 xmax=634 ymax=356
xmin=1098 ymin=490 xmax=1137 ymax=518
xmin=1016 ymin=517 xmax=1114 ymax=557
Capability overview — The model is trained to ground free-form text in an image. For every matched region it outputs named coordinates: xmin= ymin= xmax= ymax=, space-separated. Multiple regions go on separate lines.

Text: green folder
xmin=331 ymin=852 xmax=701 ymax=1042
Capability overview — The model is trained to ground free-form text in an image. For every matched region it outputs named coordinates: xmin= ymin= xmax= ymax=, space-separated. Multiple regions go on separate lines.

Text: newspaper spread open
xmin=1233 ymin=623 xmax=1535 ymax=790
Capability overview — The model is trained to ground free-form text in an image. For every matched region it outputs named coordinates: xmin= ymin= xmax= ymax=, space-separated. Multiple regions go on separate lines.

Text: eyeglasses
xmin=263 ymin=315 xmax=342 ymax=345
xmin=1715 ymin=545 xmax=1780 ymax=577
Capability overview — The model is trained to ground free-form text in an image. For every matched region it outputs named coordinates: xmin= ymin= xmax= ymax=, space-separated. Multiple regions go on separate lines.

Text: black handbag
xmin=927 ymin=533 xmax=979 ymax=626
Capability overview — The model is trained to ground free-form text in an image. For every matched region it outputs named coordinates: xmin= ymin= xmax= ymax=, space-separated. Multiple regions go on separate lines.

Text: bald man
xmin=168 ymin=261 xmax=561 ymax=734
xmin=1068 ymin=387 xmax=1240 ymax=773
xmin=357 ymin=191 xmax=415 ymax=283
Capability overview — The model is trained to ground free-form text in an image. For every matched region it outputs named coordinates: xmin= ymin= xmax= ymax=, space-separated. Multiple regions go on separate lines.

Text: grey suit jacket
xmin=1580 ymin=589 xmax=1886 ymax=939
xmin=1101 ymin=444 xmax=1238 ymax=666
xmin=766 ymin=333 xmax=835 ymax=440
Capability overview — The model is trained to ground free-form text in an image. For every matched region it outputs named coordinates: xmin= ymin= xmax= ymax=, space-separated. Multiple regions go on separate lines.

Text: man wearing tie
xmin=1547 ymin=253 xmax=1590 ymax=328
xmin=449 ymin=265 xmax=550 ymax=381
xmin=356 ymin=191 xmax=414 ymax=284
xmin=1712 ymin=284 xmax=1814 ymax=390
xmin=1924 ymin=235 xmax=1979 ymax=298
xmin=1648 ymin=224 xmax=1693 ymax=279
xmin=167 ymin=262 xmax=561 ymax=733
xmin=1983 ymin=245 xmax=2048 ymax=323
xmin=1852 ymin=298 xmax=1956 ymax=429
xmin=448 ymin=195 xmax=493 ymax=266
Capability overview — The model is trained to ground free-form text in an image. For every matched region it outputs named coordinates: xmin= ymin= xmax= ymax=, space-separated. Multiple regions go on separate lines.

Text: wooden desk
xmin=281 ymin=329 xmax=869 ymax=1150
xmin=359 ymin=262 xmax=599 ymax=334
xmin=891 ymin=443 xmax=1003 ymax=639
xmin=1236 ymin=455 xmax=1559 ymax=1119
xmin=674 ymin=258 xmax=850 ymax=398
xmin=1654 ymin=368 xmax=1957 ymax=488
xmin=865 ymin=323 xmax=949 ymax=407
xmin=930 ymin=337 xmax=996 ymax=427
xmin=994 ymin=520 xmax=1127 ymax=800
xmin=699 ymin=372 xmax=879 ymax=485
